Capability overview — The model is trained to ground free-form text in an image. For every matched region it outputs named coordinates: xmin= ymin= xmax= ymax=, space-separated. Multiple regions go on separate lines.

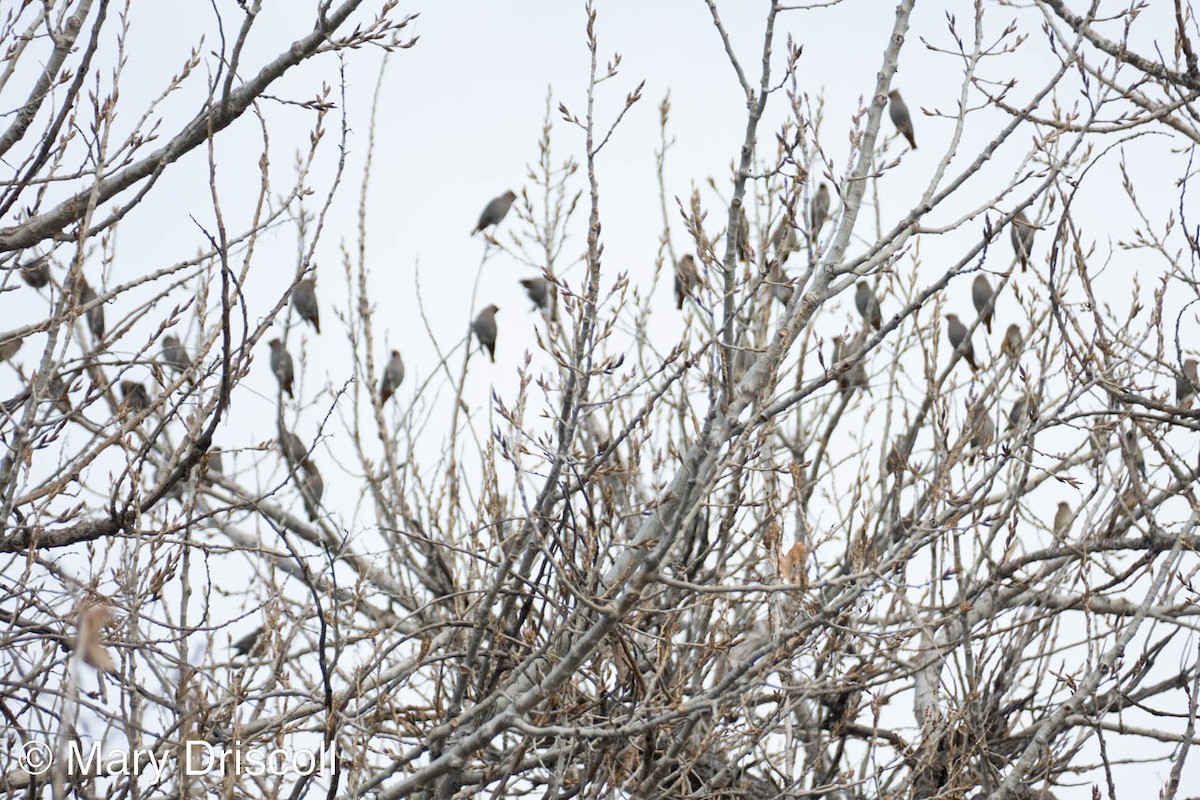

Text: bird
xmin=886 ymin=437 xmax=909 ymax=475
xmin=855 ymin=281 xmax=882 ymax=331
xmin=966 ymin=401 xmax=994 ymax=463
xmin=160 ymin=335 xmax=189 ymax=374
xmin=888 ymin=90 xmax=917 ymax=149
xmin=769 ymin=215 xmax=798 ymax=264
xmin=1010 ymin=210 xmax=1036 ymax=271
xmin=1053 ymin=501 xmax=1072 ymax=538
xmin=0 ymin=338 xmax=21 ymax=363
xmin=734 ymin=208 xmax=752 ymax=262
xmin=268 ymin=339 xmax=295 ymax=399
xmin=519 ymin=277 xmax=550 ymax=310
xmin=379 ymin=349 xmax=405 ymax=404
xmin=301 ymin=461 xmax=324 ymax=521
xmin=472 ymin=305 xmax=500 ymax=363
xmin=204 ymin=447 xmax=224 ymax=475
xmin=231 ymin=626 xmax=265 ymax=657
xmin=767 ymin=261 xmax=793 ymax=305
xmin=832 ymin=332 xmax=868 ymax=394
xmin=20 ymin=257 xmax=50 ymax=288
xmin=674 ymin=255 xmax=700 ymax=309
xmin=1006 ymin=394 xmax=1029 ymax=431
xmin=119 ymin=380 xmax=150 ymax=415
xmin=78 ymin=280 xmax=105 ymax=342
xmin=972 ymin=274 xmax=994 ymax=334
xmin=1000 ymin=324 xmax=1023 ymax=362
xmin=1177 ymin=358 xmax=1198 ymax=406
xmin=810 ymin=183 xmax=831 ymax=235
xmin=278 ymin=428 xmax=308 ymax=466
xmin=945 ymin=314 xmax=978 ymax=371
xmin=292 ymin=279 xmax=320 ymax=334
xmin=1123 ymin=428 xmax=1146 ymax=478
xmin=472 ymin=190 xmax=517 ymax=235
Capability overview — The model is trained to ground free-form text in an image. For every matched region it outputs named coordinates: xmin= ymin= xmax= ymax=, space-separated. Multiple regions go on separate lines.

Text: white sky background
xmin=3 ymin=0 xmax=1199 ymax=794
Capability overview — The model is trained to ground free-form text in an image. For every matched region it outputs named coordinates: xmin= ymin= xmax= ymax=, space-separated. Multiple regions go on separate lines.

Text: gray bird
xmin=78 ymin=280 xmax=105 ymax=342
xmin=472 ymin=190 xmax=517 ymax=235
xmin=888 ymin=90 xmax=917 ymax=149
xmin=279 ymin=428 xmax=307 ymax=466
xmin=767 ymin=261 xmax=793 ymax=305
xmin=832 ymin=332 xmax=869 ymax=394
xmin=966 ymin=401 xmax=994 ymax=464
xmin=231 ymin=626 xmax=265 ymax=657
xmin=1010 ymin=210 xmax=1035 ymax=271
xmin=972 ymin=274 xmax=994 ymax=334
xmin=0 ymin=338 xmax=20 ymax=363
xmin=119 ymin=380 xmax=150 ymax=415
xmin=519 ymin=277 xmax=550 ymax=310
xmin=810 ymin=183 xmax=831 ymax=235
xmin=292 ymin=279 xmax=320 ymax=334
xmin=675 ymin=255 xmax=700 ymax=310
xmin=379 ymin=349 xmax=405 ymax=404
xmin=945 ymin=313 xmax=978 ymax=372
xmin=1006 ymin=394 xmax=1029 ymax=431
xmin=472 ymin=304 xmax=500 ymax=363
xmin=1123 ymin=428 xmax=1146 ymax=478
xmin=770 ymin=215 xmax=798 ymax=263
xmin=20 ymin=257 xmax=49 ymax=288
xmin=268 ymin=338 xmax=295 ymax=399
xmin=204 ymin=447 xmax=224 ymax=475
xmin=301 ymin=461 xmax=324 ymax=521
xmin=1053 ymin=501 xmax=1072 ymax=538
xmin=734 ymin=208 xmax=752 ymax=263
xmin=1177 ymin=358 xmax=1198 ymax=406
xmin=160 ymin=335 xmax=189 ymax=374
xmin=1000 ymin=324 xmax=1022 ymax=362
xmin=855 ymin=281 xmax=882 ymax=331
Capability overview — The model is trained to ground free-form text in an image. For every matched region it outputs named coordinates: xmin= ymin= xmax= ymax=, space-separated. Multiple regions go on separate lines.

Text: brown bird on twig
xmin=268 ymin=339 xmax=295 ymax=399
xmin=519 ymin=277 xmax=550 ymax=310
xmin=972 ymin=274 xmax=994 ymax=334
xmin=1010 ymin=210 xmax=1036 ymax=271
xmin=888 ymin=90 xmax=917 ymax=149
xmin=945 ymin=314 xmax=978 ymax=372
xmin=855 ymin=281 xmax=881 ymax=331
xmin=472 ymin=305 xmax=500 ymax=363
xmin=472 ymin=190 xmax=517 ymax=235
xmin=379 ymin=350 xmax=405 ymax=404
xmin=674 ymin=255 xmax=700 ymax=310
xmin=292 ymin=279 xmax=320 ymax=334
xmin=1000 ymin=324 xmax=1022 ymax=362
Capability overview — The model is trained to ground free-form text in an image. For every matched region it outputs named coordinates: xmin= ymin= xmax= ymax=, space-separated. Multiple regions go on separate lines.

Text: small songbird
xmin=1006 ymin=394 xmax=1030 ymax=431
xmin=292 ymin=279 xmax=320 ymax=334
xmin=472 ymin=304 xmax=500 ymax=363
xmin=1053 ymin=501 xmax=1073 ymax=538
xmin=301 ymin=461 xmax=324 ymax=521
xmin=519 ymin=277 xmax=550 ymax=310
xmin=119 ymin=380 xmax=150 ymax=415
xmin=770 ymin=216 xmax=798 ymax=264
xmin=1123 ymin=428 xmax=1146 ymax=478
xmin=945 ymin=314 xmax=978 ymax=371
xmin=231 ymin=626 xmax=265 ymax=657
xmin=1010 ymin=210 xmax=1036 ymax=271
xmin=855 ymin=281 xmax=882 ymax=331
xmin=278 ymin=428 xmax=308 ymax=466
xmin=810 ymin=183 xmax=831 ymax=235
xmin=472 ymin=190 xmax=518 ymax=235
xmin=20 ymin=257 xmax=50 ymax=288
xmin=268 ymin=338 xmax=295 ymax=399
xmin=767 ymin=261 xmax=793 ymax=305
xmin=734 ymin=208 xmax=752 ymax=263
xmin=888 ymin=90 xmax=917 ymax=149
xmin=1001 ymin=324 xmax=1023 ymax=362
xmin=0 ymin=337 xmax=21 ymax=363
xmin=379 ymin=349 xmax=405 ymax=404
xmin=832 ymin=332 xmax=868 ymax=394
xmin=79 ymin=280 xmax=105 ymax=342
xmin=972 ymin=274 xmax=994 ymax=334
xmin=204 ymin=447 xmax=224 ymax=475
xmin=674 ymin=254 xmax=700 ymax=310
xmin=160 ymin=335 xmax=189 ymax=374
xmin=966 ymin=401 xmax=994 ymax=464
xmin=1177 ymin=358 xmax=1198 ymax=406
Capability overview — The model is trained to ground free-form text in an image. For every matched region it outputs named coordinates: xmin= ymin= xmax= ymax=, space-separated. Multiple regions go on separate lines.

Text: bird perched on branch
xmin=20 ymin=256 xmax=49 ymax=288
xmin=972 ymin=274 xmax=994 ymax=334
xmin=0 ymin=337 xmax=21 ymax=363
xmin=1177 ymin=358 xmax=1197 ymax=406
xmin=945 ymin=314 xmax=978 ymax=372
xmin=268 ymin=339 xmax=295 ymax=399
xmin=472 ymin=305 xmax=499 ymax=363
xmin=855 ymin=281 xmax=881 ymax=331
xmin=78 ymin=279 xmax=105 ymax=342
xmin=965 ymin=401 xmax=994 ymax=464
xmin=292 ymin=279 xmax=320 ymax=334
xmin=1122 ymin=428 xmax=1146 ymax=478
xmin=301 ymin=461 xmax=324 ymax=522
xmin=810 ymin=183 xmax=831 ymax=235
xmin=767 ymin=262 xmax=793 ymax=306
xmin=888 ymin=90 xmax=917 ymax=149
xmin=278 ymin=427 xmax=308 ymax=467
xmin=119 ymin=380 xmax=150 ymax=415
xmin=1001 ymin=324 xmax=1022 ymax=362
xmin=472 ymin=190 xmax=517 ymax=235
xmin=1010 ymin=210 xmax=1036 ymax=271
xmin=379 ymin=350 xmax=405 ymax=404
xmin=519 ymin=277 xmax=550 ymax=310
xmin=1053 ymin=501 xmax=1073 ymax=538
xmin=674 ymin=255 xmax=700 ymax=310
xmin=160 ymin=335 xmax=189 ymax=374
